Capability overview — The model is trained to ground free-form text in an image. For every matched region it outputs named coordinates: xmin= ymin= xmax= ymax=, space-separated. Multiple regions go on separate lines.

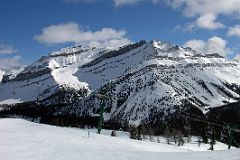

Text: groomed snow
xmin=0 ymin=118 xmax=239 ymax=160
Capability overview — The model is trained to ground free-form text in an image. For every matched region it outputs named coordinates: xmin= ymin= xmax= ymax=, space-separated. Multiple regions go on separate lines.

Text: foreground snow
xmin=0 ymin=118 xmax=239 ymax=160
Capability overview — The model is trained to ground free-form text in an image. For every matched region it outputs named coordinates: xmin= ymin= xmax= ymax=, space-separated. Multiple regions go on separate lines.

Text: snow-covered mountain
xmin=0 ymin=40 xmax=240 ymax=126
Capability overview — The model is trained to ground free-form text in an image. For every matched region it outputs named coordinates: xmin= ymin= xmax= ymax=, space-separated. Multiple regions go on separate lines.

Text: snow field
xmin=0 ymin=118 xmax=239 ymax=160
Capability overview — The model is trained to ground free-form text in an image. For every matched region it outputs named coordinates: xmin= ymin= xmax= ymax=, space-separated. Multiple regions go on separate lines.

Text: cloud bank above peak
xmin=34 ymin=22 xmax=131 ymax=48
xmin=183 ymin=36 xmax=231 ymax=57
xmin=0 ymin=56 xmax=22 ymax=70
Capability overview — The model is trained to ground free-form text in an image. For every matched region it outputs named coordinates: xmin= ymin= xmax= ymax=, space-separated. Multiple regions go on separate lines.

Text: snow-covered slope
xmin=0 ymin=40 xmax=240 ymax=125
xmin=0 ymin=118 xmax=239 ymax=160
xmin=0 ymin=42 xmax=144 ymax=104
xmin=0 ymin=45 xmax=108 ymax=104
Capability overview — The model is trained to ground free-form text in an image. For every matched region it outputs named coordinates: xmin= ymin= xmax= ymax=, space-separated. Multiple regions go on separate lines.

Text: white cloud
xmin=195 ymin=13 xmax=225 ymax=30
xmin=0 ymin=56 xmax=22 ymax=70
xmin=167 ymin=0 xmax=240 ymax=18
xmin=184 ymin=39 xmax=205 ymax=52
xmin=0 ymin=41 xmax=21 ymax=70
xmin=0 ymin=43 xmax=17 ymax=54
xmin=227 ymin=25 xmax=240 ymax=37
xmin=166 ymin=0 xmax=240 ymax=30
xmin=183 ymin=36 xmax=231 ymax=56
xmin=34 ymin=22 xmax=131 ymax=48
xmin=179 ymin=13 xmax=225 ymax=31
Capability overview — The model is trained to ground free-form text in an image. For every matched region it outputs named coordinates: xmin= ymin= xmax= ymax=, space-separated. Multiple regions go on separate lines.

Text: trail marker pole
xmin=97 ymin=98 xmax=105 ymax=134
xmin=96 ymin=94 xmax=109 ymax=134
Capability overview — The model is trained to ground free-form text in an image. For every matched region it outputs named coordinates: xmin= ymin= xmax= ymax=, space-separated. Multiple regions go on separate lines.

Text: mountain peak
xmin=151 ymin=40 xmax=174 ymax=49
xmin=149 ymin=40 xmax=226 ymax=59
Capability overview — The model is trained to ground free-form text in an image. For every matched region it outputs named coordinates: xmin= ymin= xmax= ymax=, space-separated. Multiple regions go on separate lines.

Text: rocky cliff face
xmin=0 ymin=40 xmax=240 ymax=127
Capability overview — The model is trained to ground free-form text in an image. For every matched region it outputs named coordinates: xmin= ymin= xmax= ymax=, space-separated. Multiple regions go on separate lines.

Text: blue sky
xmin=1 ymin=0 xmax=240 ymax=69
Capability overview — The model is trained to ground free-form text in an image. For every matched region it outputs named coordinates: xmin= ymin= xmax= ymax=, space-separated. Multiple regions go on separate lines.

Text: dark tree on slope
xmin=129 ymin=125 xmax=142 ymax=140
